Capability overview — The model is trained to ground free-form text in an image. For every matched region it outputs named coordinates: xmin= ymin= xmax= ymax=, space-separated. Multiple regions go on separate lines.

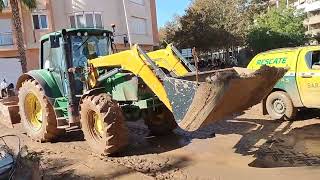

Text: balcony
xmin=295 ymin=0 xmax=320 ymax=12
xmin=304 ymin=14 xmax=320 ymax=25
xmin=0 ymin=32 xmax=14 ymax=46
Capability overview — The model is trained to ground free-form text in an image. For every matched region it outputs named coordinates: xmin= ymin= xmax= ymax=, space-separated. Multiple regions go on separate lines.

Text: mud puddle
xmin=296 ymin=137 xmax=320 ymax=156
xmin=250 ymin=132 xmax=320 ymax=168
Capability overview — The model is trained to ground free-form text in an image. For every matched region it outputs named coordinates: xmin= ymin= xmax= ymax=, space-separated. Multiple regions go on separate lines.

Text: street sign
xmin=181 ymin=48 xmax=193 ymax=58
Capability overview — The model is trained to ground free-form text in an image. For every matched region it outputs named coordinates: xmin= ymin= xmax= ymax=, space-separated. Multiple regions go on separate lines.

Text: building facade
xmin=295 ymin=0 xmax=320 ymax=42
xmin=0 ymin=0 xmax=159 ymax=84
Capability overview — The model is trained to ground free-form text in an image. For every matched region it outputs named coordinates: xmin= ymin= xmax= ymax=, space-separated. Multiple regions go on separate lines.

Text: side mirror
xmin=111 ymin=24 xmax=116 ymax=33
xmin=50 ymin=35 xmax=60 ymax=48
xmin=124 ymin=36 xmax=129 ymax=47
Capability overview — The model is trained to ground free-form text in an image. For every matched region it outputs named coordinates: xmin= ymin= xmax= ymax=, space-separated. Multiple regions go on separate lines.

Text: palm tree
xmin=0 ymin=0 xmax=36 ymax=73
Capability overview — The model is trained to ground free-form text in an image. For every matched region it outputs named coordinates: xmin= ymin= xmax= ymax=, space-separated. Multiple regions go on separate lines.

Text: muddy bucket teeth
xmin=163 ymin=65 xmax=287 ymax=132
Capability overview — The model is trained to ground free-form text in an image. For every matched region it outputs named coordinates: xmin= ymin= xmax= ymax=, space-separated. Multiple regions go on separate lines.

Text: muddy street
xmin=1 ymin=105 xmax=320 ymax=180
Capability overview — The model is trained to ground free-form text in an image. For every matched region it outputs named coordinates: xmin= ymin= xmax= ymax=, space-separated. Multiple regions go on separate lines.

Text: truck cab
xmin=247 ymin=46 xmax=320 ymax=120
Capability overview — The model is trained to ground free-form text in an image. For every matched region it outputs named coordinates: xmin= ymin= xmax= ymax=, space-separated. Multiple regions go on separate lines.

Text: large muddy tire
xmin=80 ymin=93 xmax=128 ymax=155
xmin=18 ymin=79 xmax=60 ymax=142
xmin=266 ymin=91 xmax=297 ymax=120
xmin=144 ymin=106 xmax=177 ymax=136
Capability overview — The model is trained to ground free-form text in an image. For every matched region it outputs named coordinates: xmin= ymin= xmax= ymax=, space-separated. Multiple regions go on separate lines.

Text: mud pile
xmin=0 ymin=97 xmax=20 ymax=128
xmin=165 ymin=66 xmax=287 ymax=132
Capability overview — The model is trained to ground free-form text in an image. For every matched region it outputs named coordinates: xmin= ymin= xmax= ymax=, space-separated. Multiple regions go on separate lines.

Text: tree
xmin=159 ymin=15 xmax=180 ymax=48
xmin=0 ymin=0 xmax=37 ymax=73
xmin=247 ymin=7 xmax=308 ymax=53
xmin=160 ymin=0 xmax=266 ymax=51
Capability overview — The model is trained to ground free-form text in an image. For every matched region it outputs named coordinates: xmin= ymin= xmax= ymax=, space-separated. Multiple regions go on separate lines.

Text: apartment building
xmin=0 ymin=0 xmax=159 ymax=84
xmin=269 ymin=0 xmax=295 ymax=8
xmin=295 ymin=0 xmax=320 ymax=42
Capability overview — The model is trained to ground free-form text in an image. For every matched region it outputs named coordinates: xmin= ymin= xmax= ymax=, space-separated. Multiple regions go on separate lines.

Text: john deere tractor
xmin=7 ymin=28 xmax=286 ymax=155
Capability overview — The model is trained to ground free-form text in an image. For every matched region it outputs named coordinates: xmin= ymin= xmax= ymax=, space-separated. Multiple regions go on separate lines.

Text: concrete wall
xmin=21 ymin=0 xmax=53 ymax=49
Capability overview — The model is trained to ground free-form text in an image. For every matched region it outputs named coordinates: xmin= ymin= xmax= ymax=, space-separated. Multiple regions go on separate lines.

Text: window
xmin=85 ymin=14 xmax=94 ymax=28
xmin=41 ymin=40 xmax=50 ymax=69
xmin=2 ymin=0 xmax=9 ymax=7
xmin=129 ymin=0 xmax=144 ymax=5
xmin=305 ymin=50 xmax=320 ymax=69
xmin=69 ymin=12 xmax=103 ymax=29
xmin=76 ymin=14 xmax=85 ymax=28
xmin=71 ymin=35 xmax=111 ymax=67
xmin=131 ymin=17 xmax=147 ymax=35
xmin=95 ymin=14 xmax=103 ymax=28
xmin=70 ymin=16 xmax=76 ymax=28
xmin=32 ymin=14 xmax=48 ymax=30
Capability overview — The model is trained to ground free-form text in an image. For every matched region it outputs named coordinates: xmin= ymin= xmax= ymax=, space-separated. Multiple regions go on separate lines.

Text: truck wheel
xmin=18 ymin=79 xmax=60 ymax=142
xmin=80 ymin=93 xmax=128 ymax=155
xmin=266 ymin=91 xmax=297 ymax=120
xmin=144 ymin=106 xmax=177 ymax=136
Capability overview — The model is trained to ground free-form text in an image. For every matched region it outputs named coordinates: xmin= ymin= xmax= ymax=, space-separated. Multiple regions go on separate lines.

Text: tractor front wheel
xmin=18 ymin=79 xmax=60 ymax=142
xmin=144 ymin=106 xmax=177 ymax=136
xmin=80 ymin=93 xmax=128 ymax=155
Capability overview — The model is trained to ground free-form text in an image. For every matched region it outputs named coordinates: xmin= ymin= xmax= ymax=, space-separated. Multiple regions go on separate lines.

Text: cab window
xmin=41 ymin=40 xmax=50 ymax=68
xmin=305 ymin=51 xmax=320 ymax=70
xmin=71 ymin=35 xmax=111 ymax=67
xmin=50 ymin=39 xmax=65 ymax=70
xmin=41 ymin=37 xmax=65 ymax=70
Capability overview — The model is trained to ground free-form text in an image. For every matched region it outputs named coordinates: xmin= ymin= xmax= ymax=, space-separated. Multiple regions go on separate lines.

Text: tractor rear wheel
xmin=144 ymin=106 xmax=177 ymax=136
xmin=18 ymin=79 xmax=60 ymax=142
xmin=80 ymin=93 xmax=128 ymax=155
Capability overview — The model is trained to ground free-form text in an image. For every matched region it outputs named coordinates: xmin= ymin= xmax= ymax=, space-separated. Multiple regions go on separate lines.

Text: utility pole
xmin=122 ymin=0 xmax=132 ymax=47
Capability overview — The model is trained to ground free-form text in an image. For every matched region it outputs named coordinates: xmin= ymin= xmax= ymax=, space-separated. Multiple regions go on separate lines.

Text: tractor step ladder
xmin=53 ymin=98 xmax=69 ymax=128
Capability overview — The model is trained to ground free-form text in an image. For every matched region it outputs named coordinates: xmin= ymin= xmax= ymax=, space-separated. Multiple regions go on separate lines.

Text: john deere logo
xmin=257 ymin=58 xmax=287 ymax=65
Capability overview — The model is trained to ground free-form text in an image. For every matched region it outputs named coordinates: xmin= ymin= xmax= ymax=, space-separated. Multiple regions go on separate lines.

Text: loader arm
xmin=88 ymin=45 xmax=287 ymax=132
xmin=88 ymin=45 xmax=173 ymax=110
xmin=147 ymin=44 xmax=196 ymax=76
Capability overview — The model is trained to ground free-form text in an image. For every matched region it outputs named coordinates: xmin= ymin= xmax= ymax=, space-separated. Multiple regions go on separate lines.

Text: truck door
xmin=296 ymin=48 xmax=320 ymax=108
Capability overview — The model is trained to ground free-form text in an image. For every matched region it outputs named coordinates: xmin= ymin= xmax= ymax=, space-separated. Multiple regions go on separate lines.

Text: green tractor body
xmin=17 ymin=29 xmax=160 ymax=126
xmin=14 ymin=28 xmax=173 ymax=154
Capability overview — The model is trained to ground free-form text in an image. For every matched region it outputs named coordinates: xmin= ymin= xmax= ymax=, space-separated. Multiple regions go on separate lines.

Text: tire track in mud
xmin=104 ymin=155 xmax=187 ymax=179
xmin=252 ymin=146 xmax=320 ymax=168
xmin=100 ymin=122 xmax=215 ymax=179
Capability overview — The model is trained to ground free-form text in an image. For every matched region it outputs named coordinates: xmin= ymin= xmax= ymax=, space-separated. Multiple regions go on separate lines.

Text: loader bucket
xmin=0 ymin=96 xmax=20 ymax=128
xmin=163 ymin=65 xmax=287 ymax=132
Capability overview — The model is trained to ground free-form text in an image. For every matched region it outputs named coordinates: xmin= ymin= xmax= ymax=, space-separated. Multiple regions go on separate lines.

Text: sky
xmin=156 ymin=0 xmax=191 ymax=28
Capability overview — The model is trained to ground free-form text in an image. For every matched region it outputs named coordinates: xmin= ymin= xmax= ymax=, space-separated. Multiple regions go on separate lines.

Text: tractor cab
xmin=39 ymin=29 xmax=113 ymax=96
xmin=40 ymin=29 xmax=113 ymax=69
